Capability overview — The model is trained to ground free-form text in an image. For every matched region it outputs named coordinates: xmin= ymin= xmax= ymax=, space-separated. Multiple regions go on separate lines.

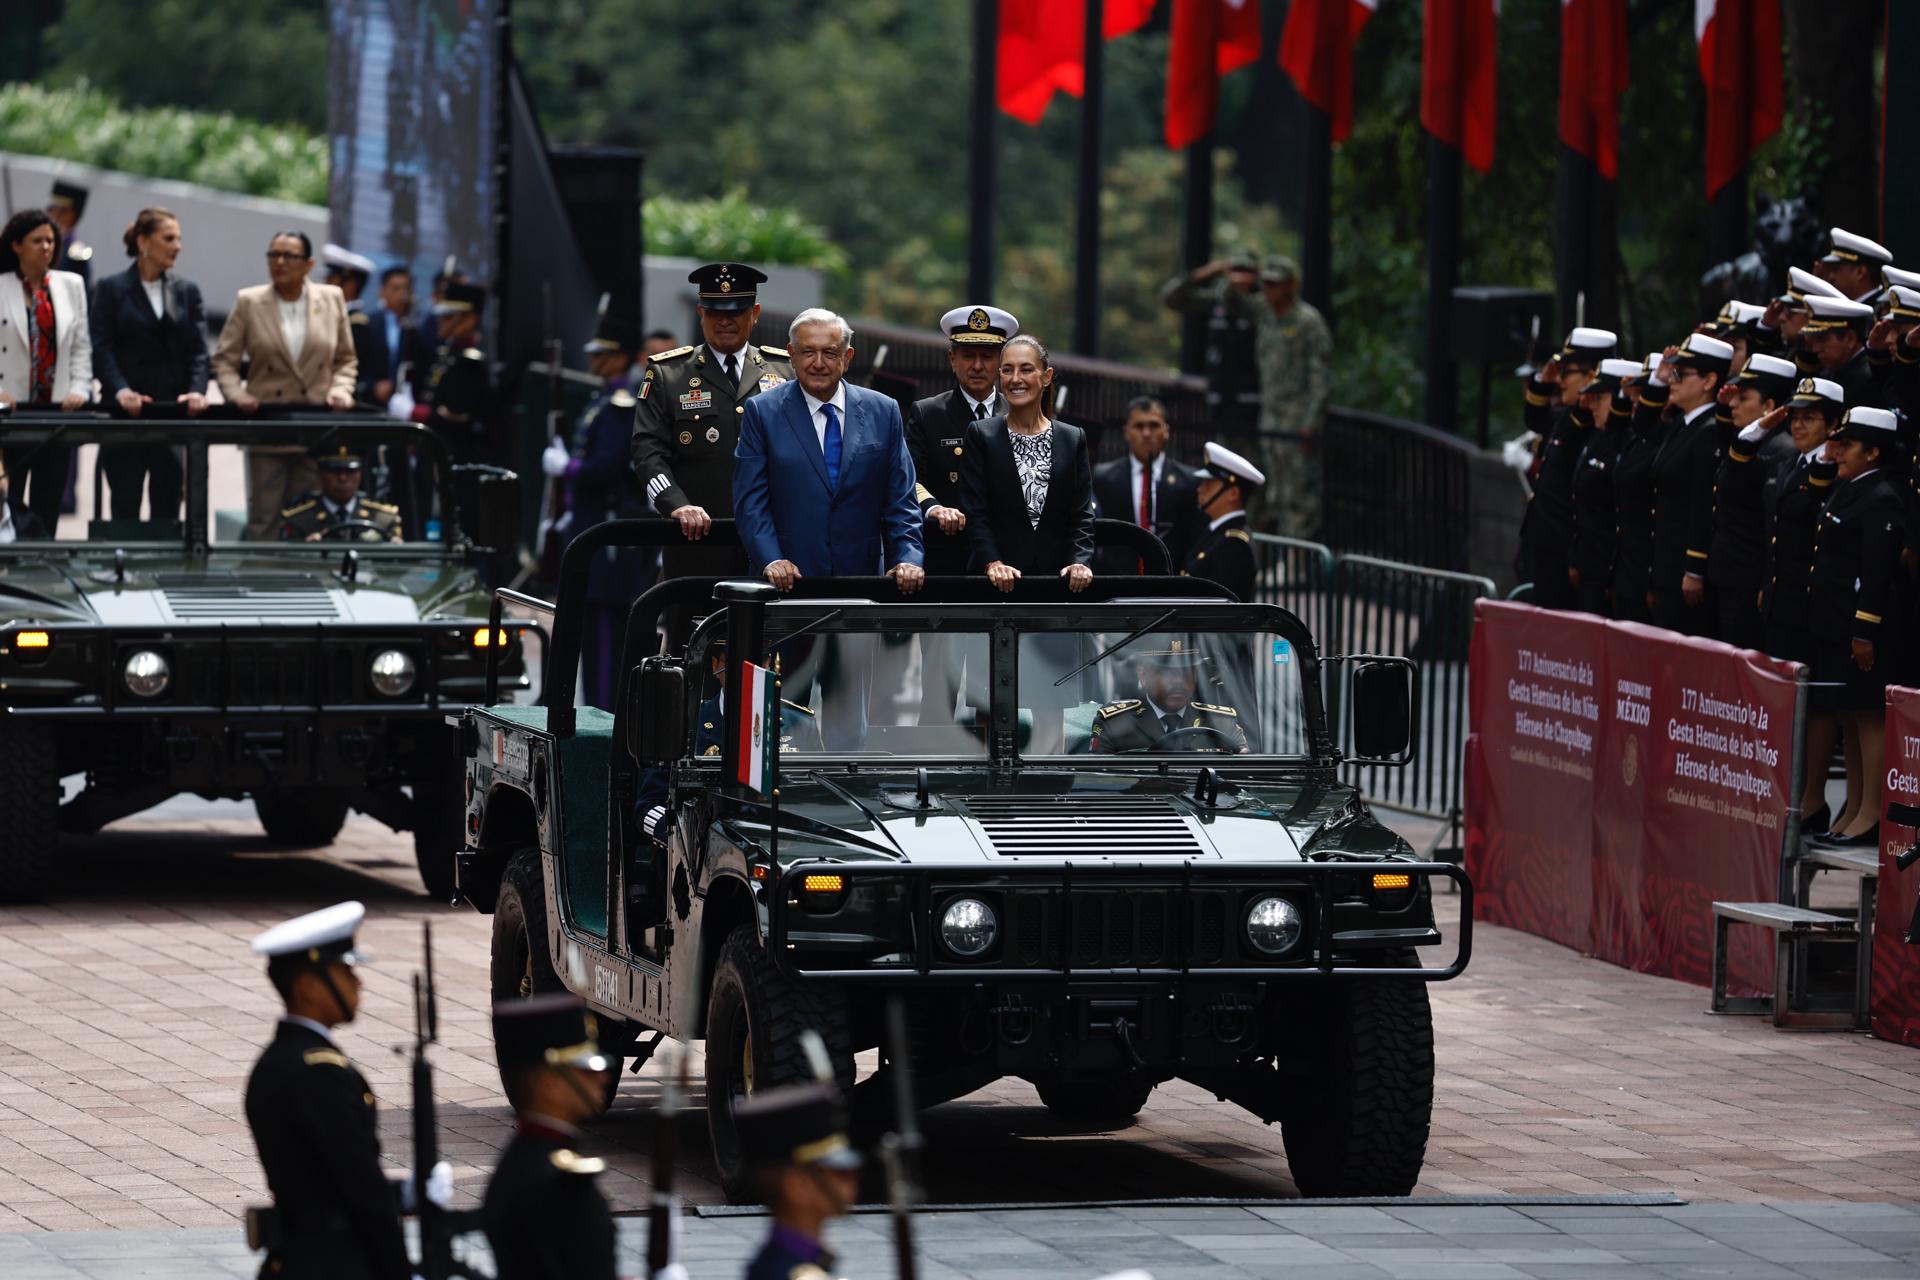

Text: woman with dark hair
xmin=0 ymin=208 xmax=93 ymax=530
xmin=957 ymin=335 xmax=1095 ymax=591
xmin=87 ymin=207 xmax=210 ymax=522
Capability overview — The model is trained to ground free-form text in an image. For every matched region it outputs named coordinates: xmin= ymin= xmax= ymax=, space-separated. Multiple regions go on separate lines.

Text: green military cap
xmin=1226 ymin=249 xmax=1258 ymax=273
xmin=1260 ymin=254 xmax=1300 ymax=284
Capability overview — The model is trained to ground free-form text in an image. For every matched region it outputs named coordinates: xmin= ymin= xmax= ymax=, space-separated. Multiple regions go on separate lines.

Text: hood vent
xmin=160 ymin=578 xmax=340 ymax=621
xmin=957 ymin=793 xmax=1204 ymax=858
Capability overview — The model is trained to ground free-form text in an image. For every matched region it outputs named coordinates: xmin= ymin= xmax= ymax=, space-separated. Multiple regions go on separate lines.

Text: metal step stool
xmin=1710 ymin=902 xmax=1862 ymax=1029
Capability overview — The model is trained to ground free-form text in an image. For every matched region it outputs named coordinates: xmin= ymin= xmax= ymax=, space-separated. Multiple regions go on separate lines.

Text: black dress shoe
xmin=1817 ymin=825 xmax=1879 ymax=848
xmin=1802 ymin=804 xmax=1832 ymax=836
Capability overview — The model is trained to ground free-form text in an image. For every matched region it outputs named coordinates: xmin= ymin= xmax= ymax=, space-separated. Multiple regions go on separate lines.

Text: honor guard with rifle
xmin=483 ymin=995 xmax=619 ymax=1280
xmin=737 ymin=1083 xmax=863 ymax=1280
xmin=244 ymin=901 xmax=422 ymax=1280
xmin=631 ymin=262 xmax=791 ymax=645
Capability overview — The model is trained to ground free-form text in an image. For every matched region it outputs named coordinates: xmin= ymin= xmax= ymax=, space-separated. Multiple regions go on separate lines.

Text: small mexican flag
xmin=733 ymin=660 xmax=778 ymax=795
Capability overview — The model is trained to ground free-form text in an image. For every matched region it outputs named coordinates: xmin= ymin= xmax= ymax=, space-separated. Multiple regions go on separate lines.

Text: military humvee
xmin=0 ymin=414 xmax=529 ymax=901
xmin=455 ymin=520 xmax=1470 ymax=1200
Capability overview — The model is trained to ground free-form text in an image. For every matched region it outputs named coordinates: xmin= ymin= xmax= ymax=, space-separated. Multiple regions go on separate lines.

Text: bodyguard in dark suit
xmin=1648 ymin=333 xmax=1735 ymax=635
xmin=358 ymin=267 xmax=425 ymax=408
xmin=89 ymin=208 xmax=209 ymax=521
xmin=244 ymin=902 xmax=410 ymax=1280
xmin=1 ymin=453 xmax=49 ymax=540
xmin=1091 ymin=394 xmax=1198 ymax=574
xmin=1705 ymin=353 xmax=1799 ymax=648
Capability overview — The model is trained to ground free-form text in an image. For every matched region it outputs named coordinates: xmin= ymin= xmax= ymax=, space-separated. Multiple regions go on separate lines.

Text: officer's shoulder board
xmin=1193 ymin=701 xmax=1238 ymax=717
xmin=280 ymin=499 xmax=318 ymax=519
xmin=359 ymin=499 xmax=400 ymax=514
xmin=548 ymin=1148 xmax=606 ymax=1175
xmin=1095 ymin=699 xmax=1142 ymax=720
xmin=1224 ymin=528 xmax=1252 ymax=543
xmin=758 ymin=344 xmax=789 ymax=359
xmin=651 ymin=344 xmax=696 ymax=362
xmin=349 ymin=311 xmax=370 ymax=325
xmin=67 ymin=243 xmax=91 ymax=263
xmin=302 ymin=1048 xmax=350 ymax=1069
xmin=781 ymin=698 xmax=815 ymax=717
xmin=460 ymin=347 xmax=485 ymax=362
xmin=610 ymin=389 xmax=636 ymax=409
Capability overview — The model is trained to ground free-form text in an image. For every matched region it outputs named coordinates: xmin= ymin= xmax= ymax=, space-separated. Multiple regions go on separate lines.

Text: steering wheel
xmin=1129 ymin=724 xmax=1241 ymax=754
xmin=318 ymin=519 xmax=388 ymax=542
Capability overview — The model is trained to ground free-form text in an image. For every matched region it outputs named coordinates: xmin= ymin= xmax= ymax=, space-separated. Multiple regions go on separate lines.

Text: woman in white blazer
xmin=0 ymin=208 xmax=94 ymax=529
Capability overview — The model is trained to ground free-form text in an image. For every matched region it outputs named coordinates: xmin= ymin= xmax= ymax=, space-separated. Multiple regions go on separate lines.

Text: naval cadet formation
xmin=1512 ymin=228 xmax=1920 ymax=856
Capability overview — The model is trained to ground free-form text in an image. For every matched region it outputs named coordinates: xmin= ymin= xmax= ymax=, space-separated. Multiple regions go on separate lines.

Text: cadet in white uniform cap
xmin=1873 ymin=284 xmax=1920 ymax=425
xmin=1818 ymin=227 xmax=1894 ymax=303
xmin=1645 ymin=333 xmax=1735 ymax=636
xmin=243 ymin=902 xmax=411 ymax=1280
xmin=1520 ymin=327 xmax=1619 ymax=610
xmin=1802 ymin=294 xmax=1880 ymax=408
xmin=1180 ymin=442 xmax=1263 ymax=603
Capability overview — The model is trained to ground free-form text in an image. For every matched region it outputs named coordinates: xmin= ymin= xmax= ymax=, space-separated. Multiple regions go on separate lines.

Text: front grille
xmin=226 ymin=646 xmax=316 ymax=704
xmin=1001 ymin=888 xmax=1231 ymax=968
xmin=958 ymin=793 xmax=1204 ymax=857
xmin=161 ymin=578 xmax=339 ymax=620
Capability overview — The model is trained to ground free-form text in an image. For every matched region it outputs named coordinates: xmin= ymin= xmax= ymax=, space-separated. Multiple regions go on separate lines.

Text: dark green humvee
xmin=0 ymin=414 xmax=529 ymax=901
xmin=455 ymin=521 xmax=1470 ymax=1200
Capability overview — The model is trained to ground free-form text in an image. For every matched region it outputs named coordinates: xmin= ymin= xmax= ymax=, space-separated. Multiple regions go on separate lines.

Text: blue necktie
xmin=822 ymin=403 xmax=842 ymax=490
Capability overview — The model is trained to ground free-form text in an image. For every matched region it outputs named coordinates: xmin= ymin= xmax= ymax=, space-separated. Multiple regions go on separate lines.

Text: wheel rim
xmin=517 ymin=920 xmax=534 ymax=998
xmin=738 ymin=1026 xmax=755 ymax=1098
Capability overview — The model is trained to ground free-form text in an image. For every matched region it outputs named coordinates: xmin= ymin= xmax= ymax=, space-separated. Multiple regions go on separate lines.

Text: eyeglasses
xmin=265 ymin=251 xmax=307 ymax=263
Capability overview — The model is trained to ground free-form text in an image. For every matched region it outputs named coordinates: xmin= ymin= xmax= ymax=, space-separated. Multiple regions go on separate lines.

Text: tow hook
xmin=1113 ymin=1016 xmax=1148 ymax=1068
xmin=1208 ymin=993 xmax=1258 ymax=1047
xmin=990 ymin=994 xmax=1033 ymax=1046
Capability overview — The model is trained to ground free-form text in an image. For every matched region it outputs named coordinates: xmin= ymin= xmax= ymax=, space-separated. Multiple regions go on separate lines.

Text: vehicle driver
xmin=280 ymin=446 xmax=404 ymax=542
xmin=1088 ymin=638 xmax=1249 ymax=753
xmin=736 ymin=1083 xmax=863 ymax=1280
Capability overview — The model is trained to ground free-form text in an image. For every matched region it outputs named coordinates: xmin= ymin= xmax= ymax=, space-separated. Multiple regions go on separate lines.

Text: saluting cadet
xmin=737 ymin=1083 xmax=863 ymax=1280
xmin=1816 ymin=227 xmax=1894 ymax=305
xmin=1761 ymin=266 xmax=1847 ymax=376
xmin=483 ymin=995 xmax=618 ymax=1280
xmin=1802 ymin=294 xmax=1880 ymax=409
xmin=1868 ymin=275 xmax=1920 ymax=426
xmin=1706 ymin=352 xmax=1801 ymax=648
xmin=1090 ymin=638 xmax=1249 ymax=754
xmin=1566 ymin=358 xmax=1642 ymax=616
xmin=244 ymin=902 xmax=410 ymax=1280
xmin=47 ymin=180 xmax=92 ymax=289
xmin=1517 ymin=327 xmax=1617 ymax=608
xmin=279 ymin=447 xmax=403 ymax=542
xmin=1607 ymin=352 xmax=1666 ymax=623
xmin=1706 ymin=299 xmax=1772 ymax=367
xmin=1649 ymin=332 xmax=1735 ymax=635
xmin=1182 ymin=441 xmax=1261 ymax=602
xmin=632 ymin=262 xmax=791 ymax=646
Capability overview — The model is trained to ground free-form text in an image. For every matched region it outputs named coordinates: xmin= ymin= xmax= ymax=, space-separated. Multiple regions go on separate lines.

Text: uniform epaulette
xmin=759 ymin=344 xmax=789 ymax=359
xmin=350 ymin=311 xmax=370 ymax=324
xmin=610 ymin=389 xmax=636 ymax=408
xmin=358 ymin=499 xmax=400 ymax=514
xmin=652 ymin=344 xmax=696 ymax=361
xmin=781 ymin=699 xmax=815 ymax=717
xmin=1224 ymin=528 xmax=1251 ymax=543
xmin=548 ymin=1149 xmax=606 ymax=1175
xmin=460 ymin=347 xmax=485 ymax=362
xmin=1096 ymin=699 xmax=1141 ymax=719
xmin=280 ymin=499 xmax=318 ymax=518
xmin=789 ymin=1267 xmax=830 ymax=1280
xmin=1192 ymin=701 xmax=1238 ymax=716
xmin=67 ymin=243 xmax=91 ymax=262
xmin=303 ymin=1049 xmax=350 ymax=1069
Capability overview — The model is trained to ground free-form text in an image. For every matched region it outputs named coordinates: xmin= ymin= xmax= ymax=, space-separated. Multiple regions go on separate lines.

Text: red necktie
xmin=1138 ymin=464 xmax=1152 ymax=529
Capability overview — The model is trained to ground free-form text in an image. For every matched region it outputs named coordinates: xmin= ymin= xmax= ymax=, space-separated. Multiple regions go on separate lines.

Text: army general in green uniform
xmin=1089 ymin=638 xmax=1249 ymax=753
xmin=631 ymin=262 xmax=792 ymax=646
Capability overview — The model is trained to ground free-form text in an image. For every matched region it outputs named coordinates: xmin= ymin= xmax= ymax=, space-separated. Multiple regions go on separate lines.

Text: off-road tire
xmin=253 ymin=789 xmax=349 ymax=847
xmin=1280 ymin=972 xmax=1434 ymax=1197
xmin=410 ymin=751 xmax=464 ymax=901
xmin=0 ymin=721 xmax=59 ymax=902
xmin=705 ymin=923 xmax=853 ymax=1202
xmin=1033 ymin=1075 xmax=1154 ymax=1128
xmin=490 ymin=850 xmax=560 ymax=1003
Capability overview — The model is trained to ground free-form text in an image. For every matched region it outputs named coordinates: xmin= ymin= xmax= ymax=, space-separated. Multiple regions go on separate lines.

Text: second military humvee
xmin=454 ymin=521 xmax=1470 ymax=1200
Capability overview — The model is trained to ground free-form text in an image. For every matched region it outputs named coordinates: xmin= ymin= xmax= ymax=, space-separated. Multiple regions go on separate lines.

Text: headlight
xmin=1245 ymin=896 xmax=1303 ymax=956
xmin=368 ymin=648 xmax=417 ymax=696
xmin=939 ymin=897 xmax=997 ymax=958
xmin=122 ymin=649 xmax=170 ymax=698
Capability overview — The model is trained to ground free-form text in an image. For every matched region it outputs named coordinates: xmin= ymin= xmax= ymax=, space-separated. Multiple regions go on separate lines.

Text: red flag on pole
xmin=1696 ymin=0 xmax=1784 ymax=199
xmin=1421 ymin=0 xmax=1500 ymax=173
xmin=1558 ymin=0 xmax=1628 ymax=180
xmin=997 ymin=0 xmax=1155 ymax=126
xmin=1164 ymin=0 xmax=1265 ymax=150
xmin=1277 ymin=0 xmax=1378 ymax=144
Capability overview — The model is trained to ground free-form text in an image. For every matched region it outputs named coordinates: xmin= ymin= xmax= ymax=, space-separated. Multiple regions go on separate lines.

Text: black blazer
xmin=906 ymin=387 xmax=1001 ymax=574
xmin=1090 ymin=452 xmax=1198 ymax=573
xmin=89 ymin=266 xmax=209 ymax=403
xmin=352 ymin=306 xmax=426 ymax=401
xmin=958 ymin=416 xmax=1095 ymax=575
xmin=5 ymin=501 xmax=48 ymax=539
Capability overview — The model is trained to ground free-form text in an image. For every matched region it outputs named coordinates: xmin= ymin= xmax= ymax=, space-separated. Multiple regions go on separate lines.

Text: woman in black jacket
xmin=958 ymin=334 xmax=1095 ymax=590
xmin=88 ymin=208 xmax=209 ymax=521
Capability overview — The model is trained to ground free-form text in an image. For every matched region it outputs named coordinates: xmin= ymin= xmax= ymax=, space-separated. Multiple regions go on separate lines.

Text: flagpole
xmin=1300 ymin=102 xmax=1333 ymax=325
xmin=968 ymin=0 xmax=999 ymax=301
xmin=1424 ymin=136 xmax=1463 ymax=436
xmin=1554 ymin=143 xmax=1595 ymax=336
xmin=1072 ymin=0 xmax=1105 ymax=357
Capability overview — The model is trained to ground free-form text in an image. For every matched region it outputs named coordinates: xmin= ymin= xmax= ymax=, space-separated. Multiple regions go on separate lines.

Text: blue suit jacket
xmin=733 ymin=379 xmax=924 ymax=576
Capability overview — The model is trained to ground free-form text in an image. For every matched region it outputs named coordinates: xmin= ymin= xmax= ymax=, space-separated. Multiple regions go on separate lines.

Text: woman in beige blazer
xmin=0 ymin=209 xmax=94 ymax=531
xmin=211 ymin=231 xmax=358 ymax=539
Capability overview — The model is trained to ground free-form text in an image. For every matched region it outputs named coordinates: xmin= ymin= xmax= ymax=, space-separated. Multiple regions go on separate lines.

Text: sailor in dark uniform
xmin=1705 ymin=352 xmax=1800 ymax=647
xmin=737 ymin=1083 xmax=863 ymax=1280
xmin=412 ymin=280 xmax=492 ymax=460
xmin=1566 ymin=358 xmax=1641 ymax=615
xmin=483 ymin=995 xmax=618 ymax=1280
xmin=47 ymin=181 xmax=92 ymax=289
xmin=279 ymin=447 xmax=403 ymax=542
xmin=1817 ymin=226 xmax=1894 ymax=305
xmin=1607 ymin=353 xmax=1665 ymax=624
xmin=1648 ymin=332 xmax=1735 ymax=635
xmin=907 ymin=302 xmax=1016 ymax=720
xmin=631 ymin=262 xmax=792 ymax=646
xmin=1517 ymin=327 xmax=1617 ymax=608
xmin=1182 ymin=441 xmax=1261 ymax=602
xmin=1802 ymin=294 xmax=1881 ymax=409
xmin=1089 ymin=638 xmax=1250 ymax=754
xmin=243 ymin=901 xmax=413 ymax=1280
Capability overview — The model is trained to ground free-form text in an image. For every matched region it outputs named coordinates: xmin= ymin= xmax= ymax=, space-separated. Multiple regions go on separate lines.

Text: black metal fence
xmin=1320 ymin=410 xmax=1478 ymax=573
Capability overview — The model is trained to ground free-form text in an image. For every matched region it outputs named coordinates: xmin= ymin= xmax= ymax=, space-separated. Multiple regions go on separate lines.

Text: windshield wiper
xmin=1052 ymin=608 xmax=1176 ymax=688
xmin=771 ymin=607 xmax=845 ymax=650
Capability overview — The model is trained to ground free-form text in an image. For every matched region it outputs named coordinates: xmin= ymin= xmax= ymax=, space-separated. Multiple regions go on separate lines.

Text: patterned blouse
xmin=1007 ymin=425 xmax=1053 ymax=529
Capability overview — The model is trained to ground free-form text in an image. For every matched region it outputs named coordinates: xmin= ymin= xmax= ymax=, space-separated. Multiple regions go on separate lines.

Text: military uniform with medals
xmin=1089 ymin=696 xmax=1248 ymax=753
xmin=279 ymin=449 xmax=403 ymax=542
xmin=695 ymin=693 xmax=821 ymax=756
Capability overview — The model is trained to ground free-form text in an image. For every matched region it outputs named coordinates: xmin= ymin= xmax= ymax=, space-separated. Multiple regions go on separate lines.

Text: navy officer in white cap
xmin=1181 ymin=441 xmax=1262 ymax=602
xmin=244 ymin=901 xmax=411 ymax=1280
xmin=1817 ymin=227 xmax=1894 ymax=305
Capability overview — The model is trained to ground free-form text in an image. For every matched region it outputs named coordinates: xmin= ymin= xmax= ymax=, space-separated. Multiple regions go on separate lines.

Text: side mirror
xmin=628 ymin=657 xmax=687 ymax=765
xmin=1349 ymin=658 xmax=1415 ymax=764
xmin=473 ymin=472 xmax=521 ymax=552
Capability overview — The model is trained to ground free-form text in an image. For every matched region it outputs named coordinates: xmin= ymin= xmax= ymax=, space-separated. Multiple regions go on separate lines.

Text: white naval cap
xmin=1719 ymin=301 xmax=1767 ymax=325
xmin=1196 ymin=441 xmax=1266 ymax=486
xmin=1822 ymin=227 xmax=1893 ymax=267
xmin=1561 ymin=327 xmax=1617 ymax=359
xmin=1833 ymin=405 xmax=1900 ymax=441
xmin=321 ymin=243 xmax=377 ymax=277
xmin=1597 ymin=357 xmax=1643 ymax=379
xmin=250 ymin=901 xmax=368 ymax=965
xmin=1790 ymin=376 xmax=1846 ymax=407
xmin=1785 ymin=265 xmax=1846 ymax=303
xmin=1672 ymin=332 xmax=1734 ymax=365
xmin=1804 ymin=294 xmax=1875 ymax=331
xmin=1884 ymin=265 xmax=1920 ymax=292
xmin=1887 ymin=286 xmax=1920 ymax=319
xmin=1739 ymin=352 xmax=1800 ymax=380
xmin=939 ymin=304 xmax=1019 ymax=346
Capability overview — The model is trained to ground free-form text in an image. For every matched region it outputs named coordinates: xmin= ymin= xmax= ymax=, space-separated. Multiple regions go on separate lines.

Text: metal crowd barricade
xmin=1321 ymin=409 xmax=1477 ymax=572
xmin=1249 ymin=533 xmax=1336 ymax=647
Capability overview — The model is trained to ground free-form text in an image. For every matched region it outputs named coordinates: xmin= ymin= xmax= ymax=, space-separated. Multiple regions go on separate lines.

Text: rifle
xmin=646 ymin=1049 xmax=689 ymax=1277
xmin=877 ymin=996 xmax=921 ymax=1280
xmin=533 ymin=284 xmax=572 ymax=583
xmin=411 ymin=922 xmax=487 ymax=1280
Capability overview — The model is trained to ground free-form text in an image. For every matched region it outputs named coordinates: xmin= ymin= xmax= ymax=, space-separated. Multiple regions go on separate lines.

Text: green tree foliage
xmin=645 ymin=191 xmax=846 ymax=271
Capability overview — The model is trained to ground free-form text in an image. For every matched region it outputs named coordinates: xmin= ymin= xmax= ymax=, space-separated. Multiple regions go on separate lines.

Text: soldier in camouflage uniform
xmin=1251 ymin=255 xmax=1332 ymax=540
xmin=1160 ymin=251 xmax=1263 ymax=432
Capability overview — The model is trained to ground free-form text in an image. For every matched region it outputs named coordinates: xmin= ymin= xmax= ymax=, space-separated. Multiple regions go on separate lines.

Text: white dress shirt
xmin=801 ymin=382 xmax=850 ymax=453
xmin=0 ymin=503 xmax=15 ymax=544
xmin=962 ymin=390 xmax=998 ymax=420
xmin=281 ymin=1015 xmax=336 ymax=1045
xmin=142 ymin=276 xmax=165 ymax=319
xmin=277 ymin=288 xmax=308 ymax=363
xmin=1129 ymin=454 xmax=1165 ymax=523
xmin=1207 ymin=510 xmax=1243 ymax=532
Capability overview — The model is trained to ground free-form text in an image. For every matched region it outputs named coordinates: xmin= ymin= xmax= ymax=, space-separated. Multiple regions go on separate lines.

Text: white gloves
xmin=542 ymin=439 xmax=572 ymax=477
xmin=424 ymin=1160 xmax=454 ymax=1210
xmin=387 ymin=386 xmax=416 ymax=421
xmin=653 ymin=1267 xmax=690 ymax=1280
xmin=1738 ymin=421 xmax=1772 ymax=443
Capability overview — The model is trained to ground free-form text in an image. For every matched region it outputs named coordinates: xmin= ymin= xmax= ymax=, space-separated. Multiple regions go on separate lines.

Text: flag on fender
xmin=1696 ymin=0 xmax=1783 ymax=199
xmin=1278 ymin=0 xmax=1378 ymax=144
xmin=734 ymin=661 xmax=777 ymax=796
xmin=1558 ymin=0 xmax=1628 ymax=179
xmin=1422 ymin=0 xmax=1500 ymax=174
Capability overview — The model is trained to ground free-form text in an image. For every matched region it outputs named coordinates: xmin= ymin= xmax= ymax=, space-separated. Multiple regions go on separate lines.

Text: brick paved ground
xmin=0 ymin=803 xmax=1914 ymax=1236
